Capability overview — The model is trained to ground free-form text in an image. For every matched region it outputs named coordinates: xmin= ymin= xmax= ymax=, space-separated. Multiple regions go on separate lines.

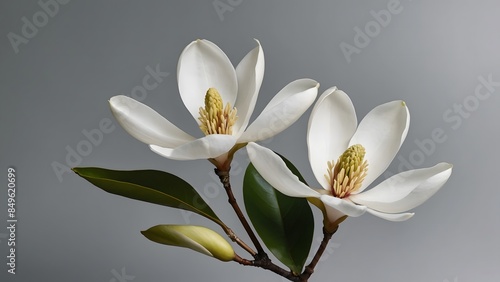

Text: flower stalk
xmin=215 ymin=168 xmax=264 ymax=257
xmin=218 ymin=223 xmax=257 ymax=257
xmin=299 ymin=226 xmax=338 ymax=282
xmin=219 ymin=166 xmax=342 ymax=282
xmin=232 ymin=225 xmax=339 ymax=282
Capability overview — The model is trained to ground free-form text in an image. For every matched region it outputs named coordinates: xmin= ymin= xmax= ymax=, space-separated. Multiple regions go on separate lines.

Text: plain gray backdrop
xmin=1 ymin=1 xmax=499 ymax=281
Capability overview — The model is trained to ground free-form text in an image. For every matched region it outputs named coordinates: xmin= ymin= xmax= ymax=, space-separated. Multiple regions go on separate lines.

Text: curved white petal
xmin=238 ymin=79 xmax=319 ymax=143
xmin=246 ymin=142 xmax=320 ymax=198
xmin=177 ymin=39 xmax=238 ymax=123
xmin=321 ymin=205 xmax=346 ymax=224
xmin=349 ymin=100 xmax=410 ymax=191
xmin=260 ymin=79 xmax=319 ymax=113
xmin=109 ymin=95 xmax=195 ymax=147
xmin=307 ymin=88 xmax=357 ymax=190
xmin=320 ymin=195 xmax=367 ymax=219
xmin=233 ymin=39 xmax=264 ymax=137
xmin=366 ymin=208 xmax=414 ymax=221
xmin=351 ymin=163 xmax=453 ymax=213
xmin=150 ymin=134 xmax=237 ymax=160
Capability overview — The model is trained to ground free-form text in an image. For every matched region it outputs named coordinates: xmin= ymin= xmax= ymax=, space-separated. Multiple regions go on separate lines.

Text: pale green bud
xmin=141 ymin=225 xmax=235 ymax=262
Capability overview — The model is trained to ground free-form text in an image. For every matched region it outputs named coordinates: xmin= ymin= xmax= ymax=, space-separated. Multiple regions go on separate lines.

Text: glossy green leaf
xmin=73 ymin=167 xmax=222 ymax=225
xmin=141 ymin=225 xmax=235 ymax=261
xmin=243 ymin=155 xmax=314 ymax=274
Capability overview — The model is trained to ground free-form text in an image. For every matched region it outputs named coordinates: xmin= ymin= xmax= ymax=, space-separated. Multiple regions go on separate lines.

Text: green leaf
xmin=73 ymin=167 xmax=222 ymax=226
xmin=243 ymin=155 xmax=314 ymax=274
xmin=141 ymin=225 xmax=235 ymax=261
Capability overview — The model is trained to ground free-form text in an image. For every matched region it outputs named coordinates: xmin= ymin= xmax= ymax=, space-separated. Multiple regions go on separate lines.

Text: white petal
xmin=365 ymin=208 xmax=414 ymax=221
xmin=349 ymin=100 xmax=410 ymax=191
xmin=307 ymin=88 xmax=357 ymax=190
xmin=351 ymin=163 xmax=453 ymax=213
xmin=238 ymin=79 xmax=319 ymax=143
xmin=150 ymin=134 xmax=237 ymax=160
xmin=177 ymin=39 xmax=238 ymax=123
xmin=246 ymin=142 xmax=320 ymax=198
xmin=233 ymin=39 xmax=264 ymax=137
xmin=321 ymin=205 xmax=346 ymax=224
xmin=109 ymin=95 xmax=195 ymax=147
xmin=320 ymin=195 xmax=367 ymax=218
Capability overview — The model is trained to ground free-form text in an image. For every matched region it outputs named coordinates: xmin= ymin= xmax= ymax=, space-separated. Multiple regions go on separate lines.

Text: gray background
xmin=1 ymin=0 xmax=499 ymax=281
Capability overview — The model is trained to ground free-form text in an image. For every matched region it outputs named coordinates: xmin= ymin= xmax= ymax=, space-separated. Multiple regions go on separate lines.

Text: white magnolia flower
xmin=109 ymin=39 xmax=318 ymax=169
xmin=247 ymin=87 xmax=453 ymax=225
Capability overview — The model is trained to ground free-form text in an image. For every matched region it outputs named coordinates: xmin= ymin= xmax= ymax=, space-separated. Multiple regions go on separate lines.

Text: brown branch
xmin=220 ymin=225 xmax=257 ymax=257
xmin=215 ymin=168 xmax=265 ymax=257
xmin=299 ymin=226 xmax=338 ymax=282
xmin=219 ymin=167 xmax=340 ymax=282
xmin=233 ymin=254 xmax=300 ymax=281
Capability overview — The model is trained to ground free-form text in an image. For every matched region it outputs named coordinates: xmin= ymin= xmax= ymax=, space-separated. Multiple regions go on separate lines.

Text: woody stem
xmin=215 ymin=168 xmax=266 ymax=257
xmin=299 ymin=226 xmax=338 ymax=281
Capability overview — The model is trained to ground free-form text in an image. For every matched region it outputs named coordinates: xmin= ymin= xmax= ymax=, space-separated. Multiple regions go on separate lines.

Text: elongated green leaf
xmin=73 ymin=167 xmax=222 ymax=225
xmin=243 ymin=155 xmax=314 ymax=274
xmin=141 ymin=225 xmax=235 ymax=261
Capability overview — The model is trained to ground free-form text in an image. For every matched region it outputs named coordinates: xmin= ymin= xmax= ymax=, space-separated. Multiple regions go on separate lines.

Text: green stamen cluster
xmin=205 ymin=88 xmax=223 ymax=113
xmin=338 ymin=144 xmax=366 ymax=177
xmin=199 ymin=88 xmax=237 ymax=135
xmin=325 ymin=144 xmax=368 ymax=199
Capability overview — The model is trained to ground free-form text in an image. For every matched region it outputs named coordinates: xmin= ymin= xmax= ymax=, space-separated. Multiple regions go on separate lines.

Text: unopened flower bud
xmin=141 ymin=225 xmax=235 ymax=261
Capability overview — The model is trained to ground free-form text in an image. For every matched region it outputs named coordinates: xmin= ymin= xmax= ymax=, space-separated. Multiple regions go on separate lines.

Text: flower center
xmin=198 ymin=88 xmax=238 ymax=135
xmin=325 ymin=144 xmax=368 ymax=198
